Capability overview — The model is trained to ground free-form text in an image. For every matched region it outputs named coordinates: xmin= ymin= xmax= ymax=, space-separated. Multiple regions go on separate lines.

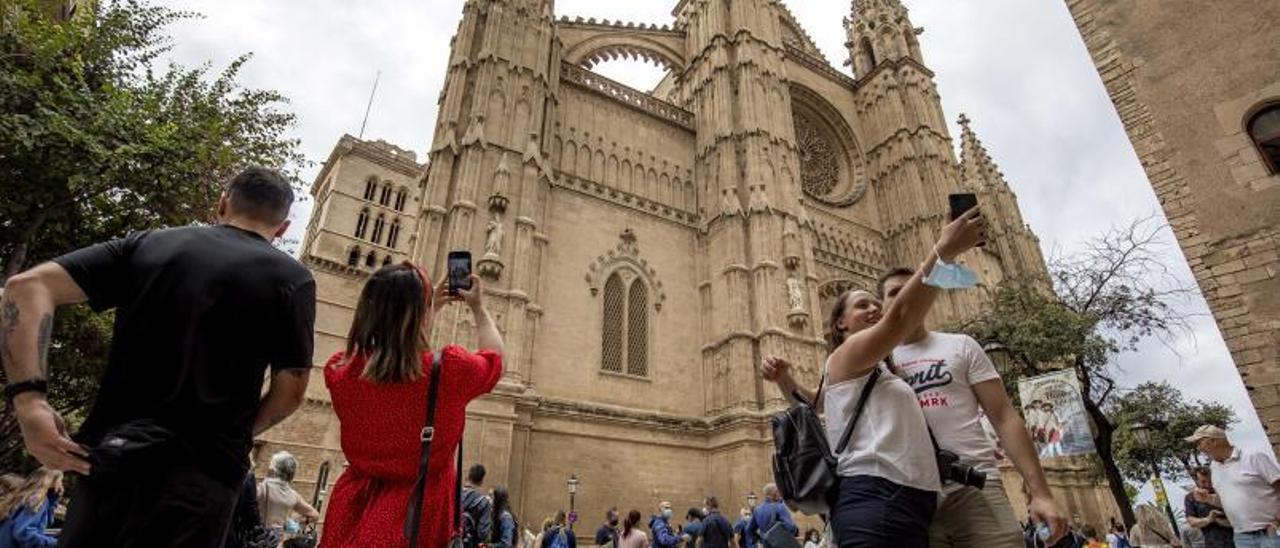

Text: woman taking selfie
xmin=763 ymin=208 xmax=985 ymax=548
xmin=317 ymin=262 xmax=503 ymax=548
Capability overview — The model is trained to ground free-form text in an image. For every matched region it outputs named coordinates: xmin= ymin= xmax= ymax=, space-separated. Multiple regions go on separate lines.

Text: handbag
xmin=283 ymin=523 xmax=318 ymax=548
xmin=763 ymin=521 xmax=802 ymax=548
xmin=770 ymin=367 xmax=880 ymax=515
xmin=404 ymin=353 xmax=466 ymax=547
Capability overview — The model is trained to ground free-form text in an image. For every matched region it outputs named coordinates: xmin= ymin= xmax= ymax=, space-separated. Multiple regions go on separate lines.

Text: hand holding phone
xmin=447 ymin=251 xmax=473 ymax=295
xmin=948 ymin=193 xmax=985 ymax=247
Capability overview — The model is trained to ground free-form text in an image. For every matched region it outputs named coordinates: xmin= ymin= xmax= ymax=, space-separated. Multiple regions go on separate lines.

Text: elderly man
xmin=1187 ymin=424 xmax=1280 ymax=548
xmin=745 ymin=484 xmax=798 ymax=548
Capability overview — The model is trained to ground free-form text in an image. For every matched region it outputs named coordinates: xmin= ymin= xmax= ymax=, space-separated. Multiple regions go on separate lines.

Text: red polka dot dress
xmin=318 ymin=345 xmax=502 ymax=548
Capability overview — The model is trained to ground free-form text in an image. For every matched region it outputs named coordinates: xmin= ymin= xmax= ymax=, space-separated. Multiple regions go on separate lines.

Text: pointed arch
xmin=355 ymin=208 xmax=370 ymax=239
xmin=372 ymin=214 xmax=386 ymax=244
xmin=363 ymin=177 xmax=378 ymax=200
xmin=379 ymin=183 xmax=393 ymax=206
xmin=347 ymin=246 xmax=361 ymax=267
xmin=395 ymin=187 xmax=409 ymax=211
xmin=601 ymin=273 xmax=625 ymax=374
xmin=365 ymin=251 xmax=377 ymax=267
xmin=626 ymin=279 xmax=649 ymax=377
xmin=388 ymin=219 xmax=402 ymax=249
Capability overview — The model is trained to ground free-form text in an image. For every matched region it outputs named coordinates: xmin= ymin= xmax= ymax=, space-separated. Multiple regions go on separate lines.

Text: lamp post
xmin=567 ymin=474 xmax=579 ymax=531
xmin=747 ymin=491 xmax=758 ymax=511
xmin=1131 ymin=422 xmax=1181 ymax=540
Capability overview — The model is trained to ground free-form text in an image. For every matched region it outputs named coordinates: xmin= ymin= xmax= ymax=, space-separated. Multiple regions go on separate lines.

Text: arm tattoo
xmin=0 ymin=300 xmax=18 ymax=368
xmin=36 ymin=313 xmax=52 ymax=376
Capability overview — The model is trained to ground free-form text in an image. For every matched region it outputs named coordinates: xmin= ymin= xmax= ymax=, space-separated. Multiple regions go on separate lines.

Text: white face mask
xmin=661 ymin=509 xmax=673 ymax=519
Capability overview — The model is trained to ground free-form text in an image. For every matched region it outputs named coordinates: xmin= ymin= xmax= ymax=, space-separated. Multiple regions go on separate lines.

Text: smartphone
xmin=447 ymin=251 xmax=472 ymax=294
xmin=948 ymin=193 xmax=978 ymax=220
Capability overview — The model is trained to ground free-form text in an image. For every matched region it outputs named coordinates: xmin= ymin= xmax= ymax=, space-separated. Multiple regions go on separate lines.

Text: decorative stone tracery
xmin=794 ymin=116 xmax=841 ymax=198
xmin=585 ymin=229 xmax=666 ymax=312
xmin=790 ymin=86 xmax=869 ymax=207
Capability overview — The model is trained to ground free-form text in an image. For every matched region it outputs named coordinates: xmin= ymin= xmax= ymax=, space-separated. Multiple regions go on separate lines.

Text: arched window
xmin=626 ymin=280 xmax=649 ymax=377
xmin=365 ymin=251 xmax=376 ymax=267
xmin=347 ymin=246 xmax=361 ymax=267
xmin=395 ymin=188 xmax=409 ymax=211
xmin=387 ymin=219 xmax=401 ymax=249
xmin=1248 ymin=103 xmax=1280 ymax=175
xmin=371 ymin=215 xmax=386 ymax=244
xmin=382 ymin=255 xmax=393 ymax=267
xmin=600 ymin=271 xmax=649 ymax=377
xmin=380 ymin=184 xmax=393 ymax=206
xmin=355 ymin=208 xmax=370 ymax=239
xmin=859 ymin=37 xmax=876 ymax=71
xmin=363 ymin=177 xmax=377 ymax=200
xmin=601 ymin=274 xmax=625 ymax=374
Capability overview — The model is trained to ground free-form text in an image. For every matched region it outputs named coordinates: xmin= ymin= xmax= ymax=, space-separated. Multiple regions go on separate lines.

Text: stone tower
xmin=267 ymin=0 xmax=1113 ymax=529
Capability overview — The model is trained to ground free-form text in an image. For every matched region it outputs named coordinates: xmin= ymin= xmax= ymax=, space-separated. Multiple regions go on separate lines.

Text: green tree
xmin=1110 ymin=382 xmax=1237 ymax=483
xmin=0 ymin=0 xmax=304 ymax=470
xmin=964 ymin=216 xmax=1195 ymax=528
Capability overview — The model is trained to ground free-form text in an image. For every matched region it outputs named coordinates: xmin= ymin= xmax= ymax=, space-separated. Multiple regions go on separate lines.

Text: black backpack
xmin=770 ymin=367 xmax=880 ymax=515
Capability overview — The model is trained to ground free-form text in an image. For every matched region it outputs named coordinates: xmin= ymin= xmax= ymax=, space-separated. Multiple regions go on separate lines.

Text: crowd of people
xmin=0 ymin=165 xmax=1277 ymax=548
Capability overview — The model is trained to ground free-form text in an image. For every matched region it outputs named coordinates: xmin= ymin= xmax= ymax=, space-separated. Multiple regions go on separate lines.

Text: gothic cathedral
xmin=276 ymin=0 xmax=1115 ymax=528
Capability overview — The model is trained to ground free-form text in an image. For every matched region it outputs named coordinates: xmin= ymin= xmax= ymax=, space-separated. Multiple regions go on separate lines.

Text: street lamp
xmin=1131 ymin=422 xmax=1181 ymax=540
xmin=567 ymin=474 xmax=579 ymax=531
xmin=747 ymin=491 xmax=758 ymax=510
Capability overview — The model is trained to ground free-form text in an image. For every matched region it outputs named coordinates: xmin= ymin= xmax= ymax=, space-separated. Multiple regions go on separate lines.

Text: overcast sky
xmin=160 ymin=0 xmax=1268 ymax=466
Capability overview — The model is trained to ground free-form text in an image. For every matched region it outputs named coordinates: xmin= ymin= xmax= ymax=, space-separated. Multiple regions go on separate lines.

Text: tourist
xmin=803 ymin=529 xmax=823 ymax=548
xmin=618 ymin=510 xmax=648 ymax=548
xmin=1188 ymin=425 xmax=1280 ymax=548
xmin=462 ymin=464 xmax=494 ymax=544
xmin=733 ymin=508 xmax=751 ymax=548
xmin=1 ymin=167 xmax=314 ymax=548
xmin=1184 ymin=467 xmax=1233 ymax=548
xmin=877 ymin=266 xmax=1068 ymax=547
xmin=541 ymin=510 xmax=576 ymax=548
xmin=596 ymin=508 xmax=620 ymax=547
xmin=490 ymin=486 xmax=519 ymax=548
xmin=1106 ymin=524 xmax=1132 ymax=548
xmin=224 ymin=472 xmax=280 ymax=548
xmin=761 ymin=208 xmax=986 ymax=547
xmin=317 ymin=264 xmax=503 ymax=547
xmin=743 ymin=484 xmax=798 ymax=547
xmin=0 ymin=468 xmax=62 ymax=548
xmin=257 ymin=451 xmax=320 ymax=535
xmin=699 ymin=497 xmax=734 ymax=548
xmin=683 ymin=508 xmax=705 ymax=546
xmin=650 ymin=501 xmax=681 ymax=548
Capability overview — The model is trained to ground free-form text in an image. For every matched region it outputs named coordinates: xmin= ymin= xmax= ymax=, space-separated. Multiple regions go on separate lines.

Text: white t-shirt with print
xmin=891 ymin=332 xmax=1004 ymax=473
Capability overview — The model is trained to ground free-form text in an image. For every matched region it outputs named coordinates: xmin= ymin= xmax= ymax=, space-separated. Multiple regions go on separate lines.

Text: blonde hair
xmin=0 ymin=468 xmax=61 ymax=517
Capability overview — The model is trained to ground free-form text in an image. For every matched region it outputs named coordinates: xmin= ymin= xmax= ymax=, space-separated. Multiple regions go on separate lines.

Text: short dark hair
xmin=686 ymin=507 xmax=703 ymax=520
xmin=705 ymin=496 xmax=719 ymax=510
xmin=226 ymin=167 xmax=294 ymax=225
xmin=467 ymin=464 xmax=486 ymax=485
xmin=1193 ymin=466 xmax=1211 ymax=479
xmin=876 ymin=267 xmax=916 ymax=299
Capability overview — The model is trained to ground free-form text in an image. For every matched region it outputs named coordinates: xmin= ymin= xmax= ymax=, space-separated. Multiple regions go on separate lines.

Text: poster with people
xmin=1018 ymin=369 xmax=1096 ymax=458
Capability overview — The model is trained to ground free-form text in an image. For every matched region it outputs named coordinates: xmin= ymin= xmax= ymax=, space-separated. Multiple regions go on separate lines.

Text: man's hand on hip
xmin=14 ymin=392 xmax=91 ymax=475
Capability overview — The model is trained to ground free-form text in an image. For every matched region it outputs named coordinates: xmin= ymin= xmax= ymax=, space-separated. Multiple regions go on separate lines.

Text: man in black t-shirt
xmin=1 ymin=167 xmax=315 ymax=548
xmin=1185 ymin=467 xmax=1235 ymax=548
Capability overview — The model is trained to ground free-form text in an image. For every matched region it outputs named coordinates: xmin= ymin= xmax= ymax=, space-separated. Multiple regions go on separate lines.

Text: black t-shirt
xmin=55 ymin=225 xmax=315 ymax=485
xmin=1184 ymin=493 xmax=1234 ymax=548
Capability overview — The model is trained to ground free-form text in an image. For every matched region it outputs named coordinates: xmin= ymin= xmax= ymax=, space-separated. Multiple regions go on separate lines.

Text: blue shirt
xmin=733 ymin=517 xmax=750 ymax=548
xmin=745 ymin=501 xmax=797 ymax=547
xmin=649 ymin=516 xmax=680 ymax=548
xmin=0 ymin=495 xmax=59 ymax=548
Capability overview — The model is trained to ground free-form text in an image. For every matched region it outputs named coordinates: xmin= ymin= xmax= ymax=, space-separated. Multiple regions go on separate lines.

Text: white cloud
xmin=157 ymin=0 xmax=1266 ymax=450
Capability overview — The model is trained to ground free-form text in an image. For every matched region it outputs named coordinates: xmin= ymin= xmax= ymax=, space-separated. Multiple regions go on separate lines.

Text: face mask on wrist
xmin=922 ymin=249 xmax=979 ymax=289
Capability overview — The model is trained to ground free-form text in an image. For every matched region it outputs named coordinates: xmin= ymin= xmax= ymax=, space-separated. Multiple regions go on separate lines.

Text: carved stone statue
xmin=485 ymin=212 xmax=504 ymax=258
xmin=787 ymin=276 xmax=805 ymax=312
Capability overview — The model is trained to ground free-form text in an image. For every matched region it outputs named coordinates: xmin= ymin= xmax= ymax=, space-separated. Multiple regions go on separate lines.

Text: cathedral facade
xmin=270 ymin=0 xmax=1118 ymax=530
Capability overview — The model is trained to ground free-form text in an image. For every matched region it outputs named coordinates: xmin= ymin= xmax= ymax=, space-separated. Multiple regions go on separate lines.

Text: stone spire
xmin=845 ymin=0 xmax=923 ymax=76
xmin=958 ymin=113 xmax=1006 ymax=189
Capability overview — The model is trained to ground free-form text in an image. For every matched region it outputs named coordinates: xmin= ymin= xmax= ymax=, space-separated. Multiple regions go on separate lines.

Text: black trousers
xmin=830 ymin=475 xmax=938 ymax=548
xmin=59 ymin=463 xmax=239 ymax=548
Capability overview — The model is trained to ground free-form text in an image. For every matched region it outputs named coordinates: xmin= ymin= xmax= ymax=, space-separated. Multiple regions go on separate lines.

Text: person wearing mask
xmin=619 ymin=510 xmax=649 ymax=548
xmin=876 ymin=267 xmax=1069 ymax=547
xmin=684 ymin=508 xmax=706 ymax=547
xmin=1184 ymin=467 xmax=1234 ymax=548
xmin=744 ymin=484 xmax=798 ymax=547
xmin=462 ymin=464 xmax=494 ymax=544
xmin=257 ymin=450 xmax=320 ymax=536
xmin=700 ymin=497 xmax=734 ymax=548
xmin=317 ymin=264 xmax=503 ymax=548
xmin=541 ymin=510 xmax=577 ymax=548
xmin=762 ymin=209 xmax=986 ymax=547
xmin=490 ymin=486 xmax=519 ymax=548
xmin=650 ymin=502 xmax=681 ymax=548
xmin=733 ymin=508 xmax=751 ymax=548
xmin=0 ymin=468 xmax=61 ymax=548
xmin=2 ymin=168 xmax=314 ymax=548
xmin=1188 ymin=425 xmax=1280 ymax=548
xmin=596 ymin=508 xmax=621 ymax=548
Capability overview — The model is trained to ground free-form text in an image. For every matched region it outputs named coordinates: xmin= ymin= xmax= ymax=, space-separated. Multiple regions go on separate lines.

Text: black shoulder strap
xmin=405 ymin=352 xmax=444 ymax=547
xmin=455 ymin=434 xmax=464 ymax=532
xmin=835 ymin=366 xmax=881 ymax=454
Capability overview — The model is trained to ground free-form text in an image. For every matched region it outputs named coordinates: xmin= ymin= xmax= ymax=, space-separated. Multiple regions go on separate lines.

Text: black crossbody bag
xmin=405 ymin=353 xmax=465 ymax=547
xmin=770 ymin=367 xmax=881 ymax=515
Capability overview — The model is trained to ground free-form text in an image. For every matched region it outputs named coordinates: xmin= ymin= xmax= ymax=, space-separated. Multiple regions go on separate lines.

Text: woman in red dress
xmin=318 ymin=263 xmax=503 ymax=548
